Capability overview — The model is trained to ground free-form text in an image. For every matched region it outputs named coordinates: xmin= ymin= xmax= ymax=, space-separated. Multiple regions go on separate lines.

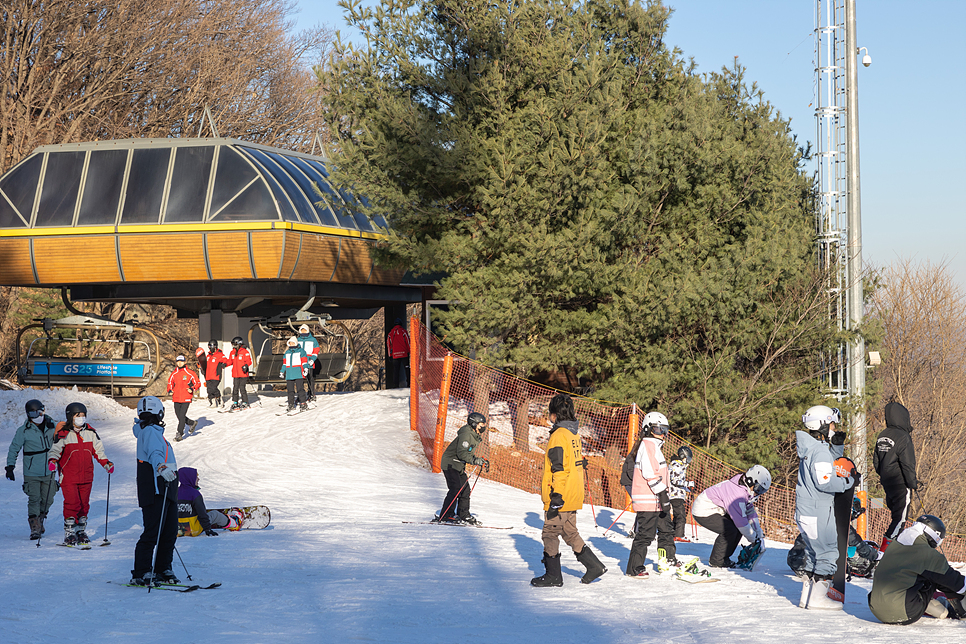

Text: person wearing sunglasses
xmin=5 ymin=399 xmax=58 ymax=540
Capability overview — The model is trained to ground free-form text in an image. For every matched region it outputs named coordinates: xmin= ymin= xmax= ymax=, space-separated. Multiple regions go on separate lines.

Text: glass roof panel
xmin=269 ymin=152 xmax=340 ymax=227
xmin=121 ymin=148 xmax=170 ymax=224
xmin=240 ymin=147 xmax=316 ymax=224
xmin=36 ymin=151 xmax=85 ymax=227
xmin=78 ymin=149 xmax=127 ymax=226
xmin=0 ymin=193 xmax=25 ymax=228
xmin=210 ymin=179 xmax=277 ymax=222
xmin=236 ymin=148 xmax=298 ymax=223
xmin=0 ymin=154 xmax=42 ymax=227
xmin=164 ymin=146 xmax=213 ymax=223
xmin=285 ymin=156 xmax=340 ymax=226
xmin=303 ymin=159 xmax=358 ymax=230
xmin=210 ymin=147 xmax=267 ymax=219
xmin=356 ymin=194 xmax=390 ymax=230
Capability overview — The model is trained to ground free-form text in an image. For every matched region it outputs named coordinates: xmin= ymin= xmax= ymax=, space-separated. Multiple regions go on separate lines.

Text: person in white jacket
xmin=624 ymin=412 xmax=675 ymax=577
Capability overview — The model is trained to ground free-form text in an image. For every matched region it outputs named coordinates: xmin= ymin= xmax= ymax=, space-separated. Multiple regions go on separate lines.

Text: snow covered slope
xmin=0 ymin=388 xmax=962 ymax=643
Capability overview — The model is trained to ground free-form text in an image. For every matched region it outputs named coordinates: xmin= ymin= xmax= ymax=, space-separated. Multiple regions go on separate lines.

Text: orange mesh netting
xmin=407 ymin=318 xmax=964 ymax=562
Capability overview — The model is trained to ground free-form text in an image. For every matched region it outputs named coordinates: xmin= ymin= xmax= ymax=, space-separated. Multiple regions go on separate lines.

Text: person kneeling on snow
xmin=690 ymin=465 xmax=769 ymax=569
xmin=868 ymin=515 xmax=966 ymax=624
xmin=177 ymin=467 xmax=236 ymax=536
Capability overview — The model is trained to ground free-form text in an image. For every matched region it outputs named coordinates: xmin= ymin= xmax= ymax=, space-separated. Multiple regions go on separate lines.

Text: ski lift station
xmin=0 ymin=137 xmax=421 ymax=393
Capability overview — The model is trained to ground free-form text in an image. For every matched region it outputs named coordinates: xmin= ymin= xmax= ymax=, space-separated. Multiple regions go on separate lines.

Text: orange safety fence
xmin=407 ymin=318 xmax=965 ymax=562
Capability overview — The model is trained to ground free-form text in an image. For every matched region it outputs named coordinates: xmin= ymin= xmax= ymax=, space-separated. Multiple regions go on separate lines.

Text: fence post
xmin=431 ymin=352 xmax=454 ymax=473
xmin=408 ymin=315 xmax=419 ymax=433
xmin=856 ymin=489 xmax=868 ymax=540
xmin=625 ymin=403 xmax=639 ymax=508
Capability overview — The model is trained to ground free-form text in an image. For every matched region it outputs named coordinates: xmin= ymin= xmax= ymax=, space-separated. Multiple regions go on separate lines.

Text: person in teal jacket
xmin=279 ymin=336 xmax=309 ymax=415
xmin=5 ymin=399 xmax=59 ymax=540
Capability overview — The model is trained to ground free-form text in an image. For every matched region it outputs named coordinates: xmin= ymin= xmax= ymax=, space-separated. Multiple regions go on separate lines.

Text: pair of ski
xmin=57 ymin=539 xmax=107 ymax=550
xmin=115 ymin=581 xmax=222 ymax=593
xmin=402 ymin=520 xmax=512 ymax=530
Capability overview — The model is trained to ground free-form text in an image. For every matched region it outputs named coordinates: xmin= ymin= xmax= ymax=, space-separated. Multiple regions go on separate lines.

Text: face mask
xmin=73 ymin=415 xmax=87 ymax=427
xmin=30 ymin=415 xmax=44 ymax=425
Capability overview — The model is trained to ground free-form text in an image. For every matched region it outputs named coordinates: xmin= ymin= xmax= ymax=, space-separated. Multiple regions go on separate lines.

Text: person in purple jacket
xmin=176 ymin=467 xmax=231 ymax=536
xmin=690 ymin=465 xmax=771 ymax=568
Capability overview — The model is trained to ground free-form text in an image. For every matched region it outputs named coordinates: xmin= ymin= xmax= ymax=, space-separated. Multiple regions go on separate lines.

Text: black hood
xmin=551 ymin=420 xmax=579 ymax=436
xmin=884 ymin=402 xmax=913 ymax=433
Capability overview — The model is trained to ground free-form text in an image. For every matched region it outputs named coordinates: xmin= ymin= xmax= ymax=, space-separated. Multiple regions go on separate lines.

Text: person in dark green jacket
xmin=436 ymin=412 xmax=489 ymax=525
xmin=5 ymin=399 xmax=58 ymax=540
xmin=868 ymin=515 xmax=966 ymax=624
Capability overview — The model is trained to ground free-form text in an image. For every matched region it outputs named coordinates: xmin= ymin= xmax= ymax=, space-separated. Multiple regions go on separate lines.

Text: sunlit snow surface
xmin=1 ymin=388 xmax=963 ymax=643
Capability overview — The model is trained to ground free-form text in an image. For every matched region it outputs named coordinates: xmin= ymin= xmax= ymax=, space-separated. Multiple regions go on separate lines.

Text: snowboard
xmin=735 ymin=540 xmax=765 ymax=571
xmin=829 ymin=458 xmax=858 ymax=604
xmin=212 ymin=506 xmax=271 ymax=530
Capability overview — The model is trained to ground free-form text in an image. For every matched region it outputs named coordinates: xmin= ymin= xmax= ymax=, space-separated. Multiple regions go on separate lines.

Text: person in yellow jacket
xmin=531 ymin=393 xmax=607 ymax=587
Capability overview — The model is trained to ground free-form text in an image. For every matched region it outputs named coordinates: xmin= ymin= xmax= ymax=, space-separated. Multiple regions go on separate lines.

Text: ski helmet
xmin=741 ymin=465 xmax=771 ymax=498
xmin=677 ymin=446 xmax=693 ymax=464
xmin=231 ymin=336 xmax=244 ymax=348
xmin=642 ymin=411 xmax=670 ymax=437
xmin=287 ymin=336 xmax=299 ymax=347
xmin=916 ymin=515 xmax=946 ymax=548
xmin=467 ymin=412 xmax=486 ymax=430
xmin=298 ymin=324 xmax=311 ymax=335
xmin=137 ymin=395 xmax=165 ymax=421
xmin=65 ymin=402 xmax=88 ymax=427
xmin=208 ymin=339 xmax=219 ymax=350
xmin=25 ymin=399 xmax=45 ymax=419
xmin=802 ymin=405 xmax=841 ymax=439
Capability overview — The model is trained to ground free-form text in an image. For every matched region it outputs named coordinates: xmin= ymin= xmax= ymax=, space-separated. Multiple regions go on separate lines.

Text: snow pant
xmin=795 ymin=506 xmax=838 ymax=577
xmin=208 ymin=510 xmax=229 ymax=528
xmin=391 ymin=357 xmax=409 ymax=388
xmin=671 ymin=498 xmax=687 ymax=538
xmin=441 ymin=466 xmax=471 ymax=520
xmin=541 ymin=510 xmax=585 ymax=557
xmin=22 ymin=474 xmax=57 ymax=518
xmin=206 ymin=378 xmax=222 ymax=403
xmin=869 ymin=577 xmax=966 ymax=625
xmin=61 ymin=479 xmax=92 ymax=520
xmin=302 ymin=366 xmax=316 ymax=401
xmin=883 ymin=485 xmax=911 ymax=540
xmin=626 ymin=510 xmax=675 ymax=574
xmin=173 ymin=402 xmax=194 ymax=437
xmin=286 ymin=379 xmax=307 ymax=408
xmin=232 ymin=376 xmax=249 ymax=403
xmin=133 ymin=491 xmax=178 ymax=577
xmin=695 ymin=512 xmax=742 ymax=567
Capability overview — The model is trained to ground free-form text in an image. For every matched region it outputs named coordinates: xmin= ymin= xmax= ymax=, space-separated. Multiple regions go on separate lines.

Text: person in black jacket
xmin=873 ymin=402 xmax=918 ymax=551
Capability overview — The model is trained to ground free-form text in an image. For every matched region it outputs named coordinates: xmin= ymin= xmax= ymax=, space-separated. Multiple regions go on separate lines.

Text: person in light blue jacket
xmin=795 ymin=405 xmax=855 ymax=610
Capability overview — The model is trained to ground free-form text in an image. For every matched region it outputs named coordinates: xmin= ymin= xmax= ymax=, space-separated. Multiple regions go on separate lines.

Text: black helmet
xmin=66 ymin=402 xmax=88 ymax=427
xmin=916 ymin=515 xmax=946 ymax=548
xmin=25 ymin=399 xmax=45 ymax=419
xmin=231 ymin=336 xmax=244 ymax=348
xmin=467 ymin=412 xmax=486 ymax=430
xmin=208 ymin=339 xmax=219 ymax=350
xmin=677 ymin=446 xmax=693 ymax=464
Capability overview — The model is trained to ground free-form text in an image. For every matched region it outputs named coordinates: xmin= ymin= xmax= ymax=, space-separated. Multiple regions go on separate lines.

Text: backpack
xmin=620 ymin=435 xmax=645 ymax=488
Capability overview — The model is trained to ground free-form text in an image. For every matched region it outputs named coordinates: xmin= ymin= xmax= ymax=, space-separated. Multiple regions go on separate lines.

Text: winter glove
xmin=4 ymin=465 xmax=14 ymax=481
xmin=302 ymin=367 xmax=309 ymax=377
xmin=48 ymin=460 xmax=57 ymax=472
xmin=279 ymin=371 xmax=285 ymax=379
xmin=204 ymin=528 xmax=219 ymax=537
xmin=481 ymin=459 xmax=490 ymax=473
xmin=657 ymin=490 xmax=671 ymax=518
xmin=830 ymin=431 xmax=847 ymax=446
xmin=547 ymin=492 xmax=565 ymax=519
xmin=242 ymin=364 xmax=249 ymax=374
xmin=104 ymin=461 xmax=114 ymax=474
xmin=158 ymin=465 xmax=177 ymax=482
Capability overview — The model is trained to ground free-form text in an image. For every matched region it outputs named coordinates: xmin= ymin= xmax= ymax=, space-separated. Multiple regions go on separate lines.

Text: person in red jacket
xmin=227 ymin=336 xmax=254 ymax=410
xmin=167 ymin=354 xmax=200 ymax=442
xmin=47 ymin=402 xmax=113 ymax=546
xmin=386 ymin=318 xmax=410 ymax=388
xmin=203 ymin=340 xmax=230 ymax=407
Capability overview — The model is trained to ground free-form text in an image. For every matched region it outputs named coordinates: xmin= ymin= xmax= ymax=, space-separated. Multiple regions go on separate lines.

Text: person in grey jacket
xmin=436 ymin=412 xmax=489 ymax=525
xmin=873 ymin=401 xmax=918 ymax=550
xmin=5 ymin=399 xmax=58 ymax=540
xmin=795 ymin=405 xmax=855 ymax=610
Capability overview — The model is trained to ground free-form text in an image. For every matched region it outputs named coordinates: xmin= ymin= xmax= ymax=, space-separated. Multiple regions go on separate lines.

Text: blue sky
xmin=293 ymin=0 xmax=966 ymax=286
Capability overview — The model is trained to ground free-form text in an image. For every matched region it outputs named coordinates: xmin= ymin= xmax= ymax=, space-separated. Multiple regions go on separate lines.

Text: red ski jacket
xmin=48 ymin=423 xmax=110 ymax=484
xmin=228 ymin=347 xmax=253 ymax=378
xmin=205 ymin=349 xmax=230 ymax=380
xmin=167 ymin=366 xmax=200 ymax=403
xmin=387 ymin=325 xmax=410 ymax=359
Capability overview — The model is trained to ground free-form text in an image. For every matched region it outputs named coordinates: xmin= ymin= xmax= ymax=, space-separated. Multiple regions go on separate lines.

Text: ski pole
xmin=439 ymin=466 xmax=482 ymax=520
xmin=174 ymin=545 xmax=192 ymax=581
xmin=101 ymin=472 xmax=111 ymax=546
xmin=148 ymin=479 xmax=169 ymax=593
xmin=601 ymin=501 xmax=632 ymax=537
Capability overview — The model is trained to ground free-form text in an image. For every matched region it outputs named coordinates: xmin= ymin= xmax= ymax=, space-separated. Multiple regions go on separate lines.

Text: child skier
xmin=177 ymin=467 xmax=235 ymax=536
xmin=47 ymin=402 xmax=114 ymax=545
xmin=167 ymin=354 xmax=200 ymax=441
xmin=625 ymin=411 xmax=676 ymax=577
xmin=668 ymin=445 xmax=695 ymax=543
xmin=691 ymin=465 xmax=770 ymax=569
xmin=296 ymin=324 xmax=320 ymax=405
xmin=279 ymin=336 xmax=309 ymax=415
xmin=436 ymin=412 xmax=489 ymax=525
xmin=531 ymin=394 xmax=607 ymax=587
xmin=203 ymin=340 xmax=230 ymax=406
xmin=227 ymin=336 xmax=254 ymax=410
xmin=5 ymin=399 xmax=59 ymax=540
xmin=131 ymin=396 xmax=180 ymax=586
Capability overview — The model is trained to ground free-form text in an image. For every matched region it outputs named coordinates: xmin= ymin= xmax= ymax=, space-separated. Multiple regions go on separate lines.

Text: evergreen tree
xmin=319 ymin=0 xmax=840 ymax=472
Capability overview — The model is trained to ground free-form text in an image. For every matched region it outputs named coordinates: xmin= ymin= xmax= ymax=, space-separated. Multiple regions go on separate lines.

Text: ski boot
xmin=174 ymin=431 xmax=184 ymax=442
xmin=28 ymin=516 xmax=42 ymax=540
xmin=459 ymin=515 xmax=481 ymax=526
xmin=657 ymin=548 xmax=680 ymax=575
xmin=75 ymin=516 xmax=90 ymax=545
xmin=155 ymin=569 xmax=181 ymax=585
xmin=531 ymin=552 xmax=563 ymax=587
xmin=226 ymin=509 xmax=244 ymax=531
xmin=575 ymin=546 xmax=607 ymax=584
xmin=806 ymin=575 xmax=843 ymax=611
xmin=130 ymin=572 xmax=154 ymax=587
xmin=299 ymin=402 xmax=309 ymax=413
xmin=286 ymin=404 xmax=301 ymax=416
xmin=63 ymin=517 xmax=78 ymax=546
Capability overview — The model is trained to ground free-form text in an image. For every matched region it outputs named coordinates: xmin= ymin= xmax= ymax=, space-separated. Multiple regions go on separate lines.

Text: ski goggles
xmin=27 ymin=408 xmax=45 ymax=419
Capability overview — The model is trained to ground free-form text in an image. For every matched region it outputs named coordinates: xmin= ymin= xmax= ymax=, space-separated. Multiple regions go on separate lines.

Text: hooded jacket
xmin=6 ymin=415 xmax=57 ymax=478
xmin=133 ymin=419 xmax=178 ymax=505
xmin=177 ymin=467 xmax=212 ymax=535
xmin=873 ymin=402 xmax=918 ymax=491
xmin=48 ymin=422 xmax=110 ymax=484
xmin=630 ymin=435 xmax=668 ymax=512
xmin=541 ymin=420 xmax=584 ymax=512
xmin=439 ymin=423 xmax=483 ymax=473
xmin=794 ymin=430 xmax=850 ymax=519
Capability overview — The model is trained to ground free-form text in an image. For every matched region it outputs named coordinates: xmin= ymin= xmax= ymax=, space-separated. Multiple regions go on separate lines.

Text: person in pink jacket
xmin=625 ymin=411 xmax=676 ymax=577
xmin=691 ymin=466 xmax=771 ymax=568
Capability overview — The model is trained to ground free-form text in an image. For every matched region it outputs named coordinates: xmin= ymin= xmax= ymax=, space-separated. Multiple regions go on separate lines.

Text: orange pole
xmin=408 ymin=315 xmax=419 ymax=433
xmin=625 ymin=403 xmax=639 ymax=509
xmin=856 ymin=489 xmax=868 ymax=540
xmin=430 ymin=353 xmax=454 ymax=473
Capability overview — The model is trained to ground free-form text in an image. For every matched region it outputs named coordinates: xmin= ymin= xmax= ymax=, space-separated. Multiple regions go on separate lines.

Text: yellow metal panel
xmin=205 ymin=232 xmax=253 ymax=280
xmin=0 ymin=239 xmax=37 ymax=284
xmin=290 ymin=233 xmax=340 ymax=282
xmin=33 ymin=236 xmax=122 ymax=283
xmin=332 ymin=238 xmax=374 ymax=284
xmin=370 ymin=265 xmax=407 ymax=286
xmin=118 ymin=234 xmax=208 ymax=281
xmin=279 ymin=230 xmax=298 ymax=279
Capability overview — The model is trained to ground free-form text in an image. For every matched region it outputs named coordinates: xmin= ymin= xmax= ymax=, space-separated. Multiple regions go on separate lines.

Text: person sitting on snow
xmin=177 ymin=467 xmax=239 ymax=536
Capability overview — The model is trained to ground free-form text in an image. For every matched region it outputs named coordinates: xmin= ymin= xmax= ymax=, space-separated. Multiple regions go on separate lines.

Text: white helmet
xmin=287 ymin=336 xmax=299 ymax=347
xmin=642 ymin=411 xmax=670 ymax=437
xmin=741 ymin=465 xmax=771 ymax=498
xmin=137 ymin=395 xmax=165 ymax=421
xmin=802 ymin=405 xmax=841 ymax=437
xmin=298 ymin=324 xmax=310 ymax=334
